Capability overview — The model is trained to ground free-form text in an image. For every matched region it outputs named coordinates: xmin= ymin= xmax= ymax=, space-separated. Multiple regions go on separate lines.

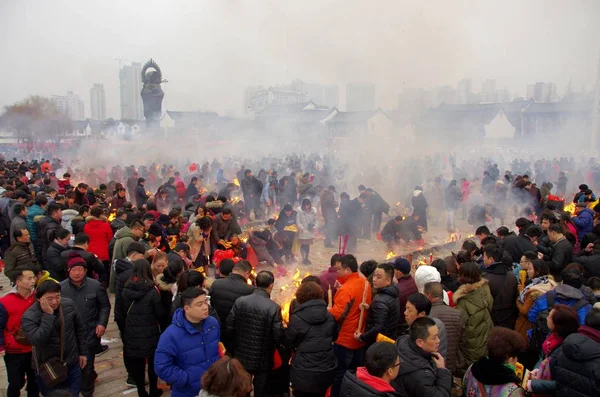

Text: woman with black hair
xmin=122 ymin=259 xmax=167 ymax=397
xmin=155 ymin=260 xmax=184 ymax=327
xmin=297 ymin=199 xmax=318 ymax=265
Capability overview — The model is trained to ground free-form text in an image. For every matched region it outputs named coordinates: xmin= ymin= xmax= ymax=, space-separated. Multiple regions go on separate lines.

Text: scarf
xmin=542 ymin=332 xmax=564 ymax=356
xmin=518 ymin=275 xmax=549 ymax=303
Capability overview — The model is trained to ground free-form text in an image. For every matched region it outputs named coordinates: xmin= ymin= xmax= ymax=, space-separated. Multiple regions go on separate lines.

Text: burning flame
xmin=564 ymin=202 xmax=576 ymax=214
xmin=107 ymin=211 xmax=116 ymax=223
xmin=467 ymin=234 xmax=475 ymax=239
xmin=446 ymin=233 xmax=461 ymax=243
xmin=281 ymin=300 xmax=292 ymax=324
xmin=231 ymin=196 xmax=241 ymax=204
xmin=233 ymin=178 xmax=240 ymax=187
xmin=278 ymin=268 xmax=310 ymax=324
xmin=247 ymin=269 xmax=257 ymax=285
xmin=240 ymin=235 xmax=248 ymax=243
xmin=386 ymin=251 xmax=397 ymax=260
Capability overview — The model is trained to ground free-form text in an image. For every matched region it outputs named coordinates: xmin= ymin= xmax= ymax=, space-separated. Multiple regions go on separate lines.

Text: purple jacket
xmin=397 ymin=276 xmax=418 ymax=325
xmin=320 ymin=267 xmax=338 ymax=299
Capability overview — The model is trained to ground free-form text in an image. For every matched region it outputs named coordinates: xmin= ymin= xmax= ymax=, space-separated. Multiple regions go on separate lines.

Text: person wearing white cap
xmin=415 ymin=265 xmax=450 ymax=305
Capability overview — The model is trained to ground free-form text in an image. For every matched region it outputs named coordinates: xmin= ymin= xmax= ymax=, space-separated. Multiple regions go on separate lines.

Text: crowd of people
xmin=0 ymin=154 xmax=600 ymax=397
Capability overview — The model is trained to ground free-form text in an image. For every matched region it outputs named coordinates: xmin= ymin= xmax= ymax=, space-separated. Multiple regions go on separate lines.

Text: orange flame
xmin=386 ymin=251 xmax=397 ymax=260
xmin=233 ymin=178 xmax=240 ymax=187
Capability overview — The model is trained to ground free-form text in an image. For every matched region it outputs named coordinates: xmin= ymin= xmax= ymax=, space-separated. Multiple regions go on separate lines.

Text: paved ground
xmin=0 ymin=217 xmax=472 ymax=397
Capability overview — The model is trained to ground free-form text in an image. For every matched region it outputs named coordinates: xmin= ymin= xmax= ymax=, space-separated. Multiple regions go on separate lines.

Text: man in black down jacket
xmin=545 ymin=224 xmax=573 ymax=279
xmin=551 ymin=308 xmax=600 ymax=397
xmin=340 ymin=342 xmax=402 ymax=397
xmin=574 ymin=239 xmax=600 ymax=278
xmin=209 ymin=260 xmax=254 ymax=348
xmin=226 ymin=270 xmax=283 ymax=397
xmin=392 ymin=317 xmax=452 ymax=397
xmin=481 ymin=244 xmax=518 ymax=329
xmin=21 ymin=280 xmax=88 ymax=396
xmin=113 ymin=243 xmax=146 ymax=333
xmin=356 ymin=263 xmax=400 ymax=345
xmin=60 ymin=256 xmax=110 ymax=397
xmin=502 ymin=224 xmax=540 ymax=263
xmin=35 ymin=203 xmax=63 ymax=265
xmin=60 ymin=233 xmax=106 ymax=282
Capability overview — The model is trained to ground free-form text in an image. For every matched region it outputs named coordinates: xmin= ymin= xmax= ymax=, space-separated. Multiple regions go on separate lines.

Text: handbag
xmin=34 ymin=306 xmax=68 ymax=388
xmin=11 ymin=326 xmax=30 ymax=346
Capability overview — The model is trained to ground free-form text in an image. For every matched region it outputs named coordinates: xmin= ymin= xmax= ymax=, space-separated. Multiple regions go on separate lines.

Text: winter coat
xmin=209 ymin=273 xmax=255 ymax=336
xmin=110 ymin=194 xmax=127 ymax=210
xmin=9 ymin=214 xmax=27 ymax=245
xmin=361 ymin=285 xmax=400 ymax=345
xmin=83 ymin=216 xmax=113 ymax=261
xmin=26 ymin=204 xmax=45 ymax=244
xmin=155 ymin=310 xmax=220 ymax=397
xmin=528 ymin=284 xmax=592 ymax=326
xmin=59 ymin=277 xmax=111 ymax=348
xmin=551 ymin=327 xmax=600 ymax=397
xmin=135 ymin=184 xmax=149 ymax=208
xmin=114 ymin=258 xmax=134 ymax=326
xmin=548 ymin=237 xmax=573 ymax=277
xmin=4 ymin=242 xmax=36 ymax=283
xmin=226 ymin=289 xmax=284 ymax=372
xmin=430 ymin=300 xmax=466 ymax=374
xmin=36 ymin=216 xmax=62 ymax=265
xmin=248 ymin=232 xmax=276 ymax=266
xmin=462 ymin=357 xmax=525 ymax=397
xmin=502 ymin=233 xmax=537 ymax=264
xmin=397 ymin=275 xmax=418 ymax=327
xmin=574 ymin=249 xmax=600 ymax=278
xmin=482 ymin=262 xmax=518 ymax=329
xmin=275 ymin=210 xmax=297 ymax=232
xmin=392 ymin=335 xmax=453 ymax=397
xmin=155 ymin=274 xmax=176 ymax=331
xmin=573 ymin=208 xmax=595 ymax=241
xmin=112 ymin=226 xmax=137 ymax=261
xmin=340 ymin=369 xmax=401 ymax=397
xmin=444 ymin=185 xmax=462 ymax=210
xmin=0 ymin=287 xmax=36 ymax=354
xmin=68 ymin=213 xmax=85 ymax=236
xmin=412 ymin=191 xmax=428 ymax=220
xmin=330 ymin=272 xmax=372 ymax=350
xmin=296 ymin=207 xmax=318 ymax=241
xmin=453 ymin=279 xmax=494 ymax=370
xmin=122 ymin=279 xmax=167 ymax=358
xmin=241 ymin=176 xmax=263 ymax=198
xmin=320 ymin=267 xmax=339 ymax=297
xmin=21 ymin=298 xmax=88 ymax=366
xmin=515 ymin=280 xmax=556 ymax=340
xmin=211 ymin=213 xmax=242 ymax=241
xmin=338 ymin=198 xmax=363 ymax=236
xmin=286 ymin=300 xmax=337 ymax=394
xmin=44 ymin=241 xmax=68 ymax=281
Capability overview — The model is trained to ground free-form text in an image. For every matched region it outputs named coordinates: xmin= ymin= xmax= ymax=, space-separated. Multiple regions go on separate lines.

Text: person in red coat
xmin=0 ymin=268 xmax=39 ymax=396
xmin=83 ymin=206 xmax=113 ymax=284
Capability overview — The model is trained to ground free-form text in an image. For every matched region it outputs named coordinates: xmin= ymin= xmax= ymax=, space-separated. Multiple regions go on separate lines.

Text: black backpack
xmin=530 ymin=292 xmax=587 ymax=352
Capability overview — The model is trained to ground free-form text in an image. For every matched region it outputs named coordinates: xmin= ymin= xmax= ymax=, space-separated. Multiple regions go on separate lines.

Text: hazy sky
xmin=1 ymin=0 xmax=599 ymax=118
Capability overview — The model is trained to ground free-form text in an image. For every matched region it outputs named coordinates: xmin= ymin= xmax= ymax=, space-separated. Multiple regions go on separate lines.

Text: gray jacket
xmin=60 ymin=277 xmax=111 ymax=348
xmin=21 ymin=297 xmax=88 ymax=367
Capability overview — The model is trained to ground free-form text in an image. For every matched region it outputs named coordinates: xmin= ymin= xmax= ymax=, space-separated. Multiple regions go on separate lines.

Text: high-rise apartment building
xmin=90 ymin=83 xmax=106 ymax=120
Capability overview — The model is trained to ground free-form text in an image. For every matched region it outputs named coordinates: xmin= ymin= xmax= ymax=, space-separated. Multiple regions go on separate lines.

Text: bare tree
xmin=0 ymin=95 xmax=72 ymax=147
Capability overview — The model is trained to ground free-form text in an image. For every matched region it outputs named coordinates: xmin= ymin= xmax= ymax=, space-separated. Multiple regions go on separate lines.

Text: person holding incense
xmin=329 ymin=254 xmax=372 ymax=397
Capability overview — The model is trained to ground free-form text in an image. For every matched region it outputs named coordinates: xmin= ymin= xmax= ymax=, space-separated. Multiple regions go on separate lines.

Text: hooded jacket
xmin=26 ymin=204 xmax=45 ymax=244
xmin=122 ymin=279 xmax=166 ymax=357
xmin=154 ymin=309 xmax=220 ymax=397
xmin=340 ymin=368 xmax=400 ymax=397
xmin=551 ymin=326 xmax=600 ymax=397
xmin=361 ymin=285 xmax=400 ymax=344
xmin=0 ymin=286 xmax=36 ymax=354
xmin=462 ymin=357 xmax=525 ymax=397
xmin=21 ymin=298 xmax=88 ymax=366
xmin=481 ymin=262 xmax=518 ymax=329
xmin=453 ymin=279 xmax=494 ymax=370
xmin=226 ymin=289 xmax=283 ymax=372
xmin=392 ymin=335 xmax=452 ymax=397
xmin=67 ymin=212 xmax=85 ymax=235
xmin=528 ymin=284 xmax=592 ymax=326
xmin=83 ymin=216 xmax=113 ymax=261
xmin=286 ymin=300 xmax=337 ymax=394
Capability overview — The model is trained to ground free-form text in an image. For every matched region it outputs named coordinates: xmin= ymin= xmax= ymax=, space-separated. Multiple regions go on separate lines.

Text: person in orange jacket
xmin=328 ymin=254 xmax=372 ymax=397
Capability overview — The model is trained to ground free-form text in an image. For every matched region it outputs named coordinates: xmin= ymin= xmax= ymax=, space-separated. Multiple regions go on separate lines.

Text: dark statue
xmin=141 ymin=59 xmax=165 ymax=128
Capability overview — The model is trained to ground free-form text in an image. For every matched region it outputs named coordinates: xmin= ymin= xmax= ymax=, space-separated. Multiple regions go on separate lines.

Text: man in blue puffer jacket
xmin=154 ymin=288 xmax=220 ymax=397
xmin=573 ymin=206 xmax=595 ymax=242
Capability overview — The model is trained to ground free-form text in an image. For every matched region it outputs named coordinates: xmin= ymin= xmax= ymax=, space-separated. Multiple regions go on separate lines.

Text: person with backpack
xmin=515 ymin=260 xmax=556 ymax=340
xmin=524 ymin=304 xmax=579 ymax=395
xmin=528 ymin=268 xmax=593 ymax=347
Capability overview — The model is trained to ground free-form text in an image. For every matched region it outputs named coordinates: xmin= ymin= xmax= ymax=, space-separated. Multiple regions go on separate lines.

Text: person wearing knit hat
xmin=59 ymin=252 xmax=110 ymax=397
